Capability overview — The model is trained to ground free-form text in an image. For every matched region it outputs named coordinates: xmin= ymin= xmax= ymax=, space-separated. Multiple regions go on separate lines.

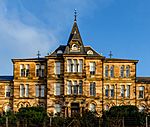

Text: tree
xmin=16 ymin=107 xmax=48 ymax=127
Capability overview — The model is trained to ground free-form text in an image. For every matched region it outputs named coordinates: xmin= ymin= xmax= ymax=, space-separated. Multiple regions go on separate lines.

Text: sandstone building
xmin=0 ymin=17 xmax=149 ymax=116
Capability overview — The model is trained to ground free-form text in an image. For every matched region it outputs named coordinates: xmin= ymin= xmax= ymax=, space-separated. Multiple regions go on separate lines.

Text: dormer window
xmin=57 ymin=50 xmax=63 ymax=54
xmin=72 ymin=44 xmax=79 ymax=51
xmin=87 ymin=50 xmax=93 ymax=55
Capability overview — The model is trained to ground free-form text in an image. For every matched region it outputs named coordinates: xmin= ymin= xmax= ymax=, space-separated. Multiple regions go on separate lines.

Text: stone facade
xmin=0 ymin=20 xmax=149 ymax=116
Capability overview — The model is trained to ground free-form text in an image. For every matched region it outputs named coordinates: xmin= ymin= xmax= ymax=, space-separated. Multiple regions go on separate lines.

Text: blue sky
xmin=0 ymin=0 xmax=150 ymax=76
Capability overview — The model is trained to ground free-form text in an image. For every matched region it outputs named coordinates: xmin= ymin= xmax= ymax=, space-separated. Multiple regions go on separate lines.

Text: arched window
xmin=89 ymin=103 xmax=96 ymax=112
xmin=120 ymin=65 xmax=124 ymax=78
xmin=105 ymin=65 xmax=109 ymax=77
xmin=110 ymin=65 xmax=114 ymax=78
xmin=126 ymin=65 xmax=130 ymax=77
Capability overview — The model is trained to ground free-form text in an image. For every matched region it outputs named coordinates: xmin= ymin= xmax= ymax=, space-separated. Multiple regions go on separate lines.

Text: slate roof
xmin=105 ymin=58 xmax=138 ymax=62
xmin=12 ymin=57 xmax=46 ymax=62
xmin=0 ymin=76 xmax=14 ymax=81
xmin=136 ymin=77 xmax=150 ymax=83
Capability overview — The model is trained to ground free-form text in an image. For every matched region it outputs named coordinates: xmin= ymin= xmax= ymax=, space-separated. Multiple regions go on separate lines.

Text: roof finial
xmin=109 ymin=51 xmax=113 ymax=58
xmin=37 ymin=51 xmax=41 ymax=59
xmin=74 ymin=9 xmax=77 ymax=21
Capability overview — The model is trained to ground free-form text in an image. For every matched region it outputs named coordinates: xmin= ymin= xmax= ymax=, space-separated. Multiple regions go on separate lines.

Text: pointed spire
xmin=74 ymin=9 xmax=77 ymax=22
xmin=67 ymin=10 xmax=83 ymax=46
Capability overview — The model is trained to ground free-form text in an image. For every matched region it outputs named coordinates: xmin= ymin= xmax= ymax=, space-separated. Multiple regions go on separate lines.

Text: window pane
xmin=20 ymin=84 xmax=24 ymax=97
xmin=126 ymin=66 xmax=130 ymax=77
xmin=105 ymin=85 xmax=109 ymax=97
xmin=73 ymin=59 xmax=78 ymax=72
xmin=110 ymin=66 xmax=114 ymax=78
xmin=41 ymin=65 xmax=45 ymax=77
xmin=67 ymin=59 xmax=72 ymax=72
xmin=25 ymin=84 xmax=29 ymax=97
xmin=35 ymin=85 xmax=39 ymax=97
xmin=55 ymin=62 xmax=61 ymax=74
xmin=120 ymin=66 xmax=124 ymax=78
xmin=139 ymin=86 xmax=144 ymax=98
xmin=105 ymin=65 xmax=109 ymax=77
xmin=55 ymin=83 xmax=60 ymax=95
xmin=67 ymin=81 xmax=72 ymax=95
xmin=90 ymin=82 xmax=96 ymax=96
xmin=41 ymin=85 xmax=45 ymax=97
xmin=25 ymin=64 xmax=30 ymax=77
xmin=73 ymin=81 xmax=78 ymax=95
xmin=78 ymin=59 xmax=83 ymax=72
xmin=90 ymin=62 xmax=96 ymax=75
xmin=36 ymin=64 xmax=40 ymax=77
xmin=120 ymin=85 xmax=125 ymax=97
xmin=5 ymin=86 xmax=11 ymax=97
xmin=126 ymin=85 xmax=130 ymax=97
xmin=79 ymin=80 xmax=83 ymax=94
xmin=20 ymin=64 xmax=25 ymax=77
xmin=110 ymin=85 xmax=114 ymax=97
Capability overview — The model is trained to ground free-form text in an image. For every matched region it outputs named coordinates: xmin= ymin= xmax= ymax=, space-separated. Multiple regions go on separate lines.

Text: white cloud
xmin=0 ymin=0 xmax=114 ymax=75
